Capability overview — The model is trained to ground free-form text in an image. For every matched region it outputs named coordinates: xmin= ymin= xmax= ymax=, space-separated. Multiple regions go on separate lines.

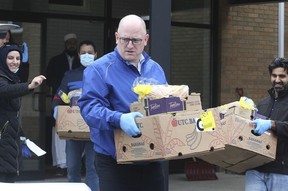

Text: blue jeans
xmin=66 ymin=140 xmax=99 ymax=191
xmin=245 ymin=170 xmax=288 ymax=191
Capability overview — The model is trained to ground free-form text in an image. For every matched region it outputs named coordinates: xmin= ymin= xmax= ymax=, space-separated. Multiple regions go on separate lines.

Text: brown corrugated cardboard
xmin=115 ymin=104 xmax=277 ymax=173
xmin=115 ymin=109 xmax=219 ymax=164
xmin=185 ymin=93 xmax=202 ymax=111
xmin=197 ymin=111 xmax=277 ymax=173
xmin=114 ymin=109 xmax=223 ymax=163
xmin=217 ymin=101 xmax=254 ymax=119
xmin=56 ymin=106 xmax=90 ymax=140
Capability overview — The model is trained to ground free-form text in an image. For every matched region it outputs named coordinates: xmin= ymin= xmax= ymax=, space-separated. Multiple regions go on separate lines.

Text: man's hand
xmin=251 ymin=119 xmax=271 ymax=135
xmin=120 ymin=112 xmax=143 ymax=137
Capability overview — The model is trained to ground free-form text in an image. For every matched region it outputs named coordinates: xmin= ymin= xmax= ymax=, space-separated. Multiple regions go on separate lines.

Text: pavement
xmin=169 ymin=172 xmax=244 ymax=191
xmin=17 ymin=172 xmax=245 ymax=191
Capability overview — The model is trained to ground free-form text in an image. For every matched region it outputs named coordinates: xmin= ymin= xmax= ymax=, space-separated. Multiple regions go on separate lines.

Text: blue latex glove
xmin=22 ymin=143 xmax=33 ymax=158
xmin=251 ymin=119 xmax=271 ymax=135
xmin=22 ymin=42 xmax=28 ymax=63
xmin=20 ymin=137 xmax=33 ymax=158
xmin=53 ymin=106 xmax=58 ymax=120
xmin=120 ymin=112 xmax=143 ymax=137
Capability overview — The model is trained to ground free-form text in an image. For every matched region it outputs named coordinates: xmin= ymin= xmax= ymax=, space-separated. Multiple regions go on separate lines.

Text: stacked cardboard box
xmin=114 ymin=100 xmax=277 ymax=173
xmin=55 ymin=93 xmax=201 ymax=141
xmin=197 ymin=105 xmax=277 ymax=173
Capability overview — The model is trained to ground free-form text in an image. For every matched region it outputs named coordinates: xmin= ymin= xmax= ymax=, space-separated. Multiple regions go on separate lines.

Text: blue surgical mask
xmin=80 ymin=53 xmax=95 ymax=67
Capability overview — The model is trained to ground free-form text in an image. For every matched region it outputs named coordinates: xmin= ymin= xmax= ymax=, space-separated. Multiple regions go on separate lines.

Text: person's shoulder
xmin=49 ymin=52 xmax=65 ymax=62
xmin=93 ymin=51 xmax=117 ymax=66
xmin=142 ymin=52 xmax=160 ymax=66
xmin=100 ymin=51 xmax=116 ymax=60
xmin=146 ymin=57 xmax=162 ymax=68
xmin=64 ymin=67 xmax=83 ymax=75
xmin=0 ymin=70 xmax=9 ymax=80
xmin=257 ymin=96 xmax=271 ymax=106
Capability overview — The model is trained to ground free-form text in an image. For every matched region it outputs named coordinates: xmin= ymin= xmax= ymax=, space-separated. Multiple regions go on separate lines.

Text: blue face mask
xmin=80 ymin=53 xmax=95 ymax=67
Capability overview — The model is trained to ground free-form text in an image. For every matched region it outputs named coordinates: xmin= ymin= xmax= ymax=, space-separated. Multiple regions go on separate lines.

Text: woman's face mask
xmin=80 ymin=53 xmax=95 ymax=67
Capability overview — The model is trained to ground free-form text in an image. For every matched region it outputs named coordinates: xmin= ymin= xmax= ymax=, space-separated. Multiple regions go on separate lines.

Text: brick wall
xmin=219 ymin=1 xmax=278 ymax=105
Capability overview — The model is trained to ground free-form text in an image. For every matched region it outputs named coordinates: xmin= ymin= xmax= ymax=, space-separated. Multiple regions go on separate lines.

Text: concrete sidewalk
xmin=169 ymin=172 xmax=244 ymax=191
xmin=18 ymin=172 xmax=245 ymax=191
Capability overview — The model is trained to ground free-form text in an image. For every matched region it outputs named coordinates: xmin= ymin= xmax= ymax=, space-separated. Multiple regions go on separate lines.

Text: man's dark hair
xmin=78 ymin=40 xmax=96 ymax=52
xmin=269 ymin=57 xmax=288 ymax=75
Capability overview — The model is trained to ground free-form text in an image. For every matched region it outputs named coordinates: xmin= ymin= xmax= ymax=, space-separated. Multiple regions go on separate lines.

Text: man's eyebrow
xmin=271 ymin=73 xmax=286 ymax=76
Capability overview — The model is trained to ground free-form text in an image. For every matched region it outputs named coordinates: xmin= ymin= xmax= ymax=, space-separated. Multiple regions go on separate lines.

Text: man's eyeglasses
xmin=119 ymin=37 xmax=142 ymax=45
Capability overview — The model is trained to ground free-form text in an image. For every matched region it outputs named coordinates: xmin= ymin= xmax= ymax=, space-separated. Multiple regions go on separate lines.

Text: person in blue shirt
xmin=53 ymin=40 xmax=99 ymax=191
xmin=78 ymin=14 xmax=167 ymax=191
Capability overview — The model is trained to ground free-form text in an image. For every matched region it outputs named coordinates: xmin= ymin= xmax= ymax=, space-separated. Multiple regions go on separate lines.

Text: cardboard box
xmin=197 ymin=111 xmax=277 ymax=173
xmin=185 ymin=93 xmax=202 ymax=111
xmin=114 ymin=110 xmax=224 ymax=163
xmin=115 ymin=104 xmax=277 ymax=173
xmin=56 ymin=106 xmax=90 ymax=140
xmin=130 ymin=93 xmax=202 ymax=116
xmin=217 ymin=101 xmax=254 ymax=120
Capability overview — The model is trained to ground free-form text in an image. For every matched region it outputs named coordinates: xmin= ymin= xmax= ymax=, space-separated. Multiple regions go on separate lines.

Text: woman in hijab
xmin=0 ymin=29 xmax=30 ymax=83
xmin=0 ymin=44 xmax=46 ymax=182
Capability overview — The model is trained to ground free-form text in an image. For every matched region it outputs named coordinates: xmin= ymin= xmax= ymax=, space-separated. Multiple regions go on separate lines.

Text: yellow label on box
xmin=200 ymin=111 xmax=216 ymax=131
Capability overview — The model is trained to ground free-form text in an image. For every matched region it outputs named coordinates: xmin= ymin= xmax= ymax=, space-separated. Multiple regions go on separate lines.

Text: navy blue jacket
xmin=52 ymin=66 xmax=84 ymax=108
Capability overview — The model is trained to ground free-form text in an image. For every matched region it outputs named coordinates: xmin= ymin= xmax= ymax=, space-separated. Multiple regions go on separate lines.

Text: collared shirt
xmin=124 ymin=54 xmax=145 ymax=73
xmin=66 ymin=54 xmax=75 ymax=70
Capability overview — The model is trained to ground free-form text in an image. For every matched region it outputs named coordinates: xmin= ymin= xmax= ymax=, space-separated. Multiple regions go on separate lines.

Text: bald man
xmin=78 ymin=14 xmax=167 ymax=191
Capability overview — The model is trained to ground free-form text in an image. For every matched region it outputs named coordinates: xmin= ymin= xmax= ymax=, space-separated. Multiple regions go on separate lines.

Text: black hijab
xmin=0 ymin=44 xmax=22 ymax=82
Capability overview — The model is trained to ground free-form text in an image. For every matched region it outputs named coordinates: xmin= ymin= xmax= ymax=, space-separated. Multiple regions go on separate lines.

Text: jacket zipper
xmin=16 ymin=111 xmax=20 ymax=175
xmin=0 ymin=121 xmax=9 ymax=140
xmin=16 ymin=139 xmax=19 ymax=176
